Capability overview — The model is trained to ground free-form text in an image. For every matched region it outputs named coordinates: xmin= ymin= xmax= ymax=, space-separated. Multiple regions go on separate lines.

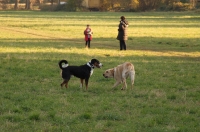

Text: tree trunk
xmin=14 ymin=0 xmax=19 ymax=10
xmin=51 ymin=0 xmax=54 ymax=6
xmin=190 ymin=0 xmax=197 ymax=8
xmin=25 ymin=0 xmax=30 ymax=10
xmin=25 ymin=0 xmax=33 ymax=10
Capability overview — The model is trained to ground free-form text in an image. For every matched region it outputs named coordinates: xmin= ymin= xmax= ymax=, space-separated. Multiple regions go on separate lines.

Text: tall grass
xmin=0 ymin=11 xmax=200 ymax=132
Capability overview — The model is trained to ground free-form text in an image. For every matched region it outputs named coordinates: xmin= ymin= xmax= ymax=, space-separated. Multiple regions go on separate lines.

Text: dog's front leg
xmin=80 ymin=79 xmax=84 ymax=88
xmin=85 ymin=78 xmax=89 ymax=90
xmin=112 ymin=81 xmax=121 ymax=88
xmin=61 ymin=79 xmax=68 ymax=88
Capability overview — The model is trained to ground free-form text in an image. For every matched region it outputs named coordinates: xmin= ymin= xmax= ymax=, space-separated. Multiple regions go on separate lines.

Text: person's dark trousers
xmin=85 ymin=38 xmax=91 ymax=48
xmin=120 ymin=40 xmax=126 ymax=50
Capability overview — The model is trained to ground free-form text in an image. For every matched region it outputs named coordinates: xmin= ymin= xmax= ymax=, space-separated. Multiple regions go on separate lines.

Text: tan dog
xmin=103 ymin=62 xmax=135 ymax=90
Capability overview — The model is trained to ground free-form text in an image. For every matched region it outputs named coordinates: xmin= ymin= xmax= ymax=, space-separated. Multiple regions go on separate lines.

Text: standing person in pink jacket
xmin=84 ymin=24 xmax=93 ymax=48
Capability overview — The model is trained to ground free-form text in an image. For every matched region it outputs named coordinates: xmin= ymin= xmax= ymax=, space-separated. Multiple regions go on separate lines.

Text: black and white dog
xmin=58 ymin=59 xmax=102 ymax=90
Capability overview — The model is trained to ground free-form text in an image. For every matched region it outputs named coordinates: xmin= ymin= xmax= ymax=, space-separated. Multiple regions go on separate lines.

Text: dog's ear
xmin=110 ymin=69 xmax=114 ymax=76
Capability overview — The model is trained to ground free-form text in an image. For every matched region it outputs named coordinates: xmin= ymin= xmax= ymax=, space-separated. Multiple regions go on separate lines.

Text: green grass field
xmin=0 ymin=11 xmax=200 ymax=132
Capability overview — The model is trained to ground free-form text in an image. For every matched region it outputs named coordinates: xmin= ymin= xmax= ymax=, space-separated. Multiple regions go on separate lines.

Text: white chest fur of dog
xmin=103 ymin=62 xmax=135 ymax=90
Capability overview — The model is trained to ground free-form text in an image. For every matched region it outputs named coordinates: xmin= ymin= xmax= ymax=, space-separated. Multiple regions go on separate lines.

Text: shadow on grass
xmin=0 ymin=36 xmax=200 ymax=53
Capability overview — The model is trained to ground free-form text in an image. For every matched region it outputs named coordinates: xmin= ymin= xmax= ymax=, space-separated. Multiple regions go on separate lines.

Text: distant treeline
xmin=0 ymin=0 xmax=200 ymax=11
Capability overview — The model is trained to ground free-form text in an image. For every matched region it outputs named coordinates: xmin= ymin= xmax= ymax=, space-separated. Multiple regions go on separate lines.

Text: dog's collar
xmin=87 ymin=62 xmax=95 ymax=69
xmin=62 ymin=64 xmax=69 ymax=68
xmin=87 ymin=62 xmax=94 ymax=76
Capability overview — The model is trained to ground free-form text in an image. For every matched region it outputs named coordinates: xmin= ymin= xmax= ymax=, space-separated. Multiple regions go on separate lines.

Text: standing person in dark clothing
xmin=117 ymin=16 xmax=129 ymax=50
xmin=84 ymin=24 xmax=93 ymax=48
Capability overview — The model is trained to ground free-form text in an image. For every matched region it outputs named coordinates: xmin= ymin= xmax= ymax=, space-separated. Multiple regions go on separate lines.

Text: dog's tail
xmin=58 ymin=60 xmax=68 ymax=70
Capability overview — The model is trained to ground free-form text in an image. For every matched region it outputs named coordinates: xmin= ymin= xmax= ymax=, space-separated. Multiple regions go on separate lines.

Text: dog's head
xmin=59 ymin=60 xmax=69 ymax=69
xmin=103 ymin=68 xmax=114 ymax=78
xmin=90 ymin=59 xmax=103 ymax=68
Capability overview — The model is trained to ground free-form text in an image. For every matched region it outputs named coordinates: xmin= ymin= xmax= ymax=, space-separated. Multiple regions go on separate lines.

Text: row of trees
xmin=100 ymin=0 xmax=200 ymax=11
xmin=0 ymin=0 xmax=200 ymax=11
xmin=0 ymin=0 xmax=42 ymax=10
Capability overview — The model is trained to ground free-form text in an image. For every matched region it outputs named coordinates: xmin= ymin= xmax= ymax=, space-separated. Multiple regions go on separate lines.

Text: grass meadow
xmin=0 ymin=11 xmax=200 ymax=132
